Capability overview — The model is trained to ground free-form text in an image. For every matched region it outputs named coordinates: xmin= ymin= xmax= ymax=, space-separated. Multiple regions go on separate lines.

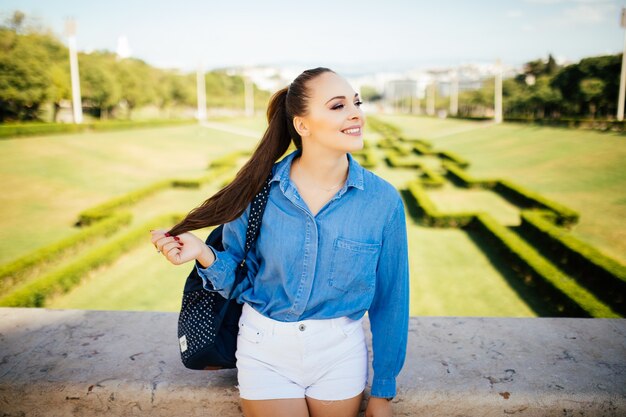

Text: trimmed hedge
xmin=0 ymin=212 xmax=132 ymax=293
xmin=76 ymin=161 xmax=237 ymax=226
xmin=441 ymin=161 xmax=579 ymax=226
xmin=0 ymin=213 xmax=184 ymax=307
xmin=376 ymin=137 xmax=397 ymax=149
xmin=385 ymin=152 xmax=423 ymax=169
xmin=406 ymin=180 xmax=476 ymax=227
xmin=0 ymin=119 xmax=197 ymax=139
xmin=209 ymin=150 xmax=251 ymax=168
xmin=469 ymin=213 xmax=620 ymax=318
xmin=386 ymin=153 xmax=444 ymax=187
xmin=412 ymin=142 xmax=433 ymax=156
xmin=351 ymin=149 xmax=378 ymax=168
xmin=448 ymin=115 xmax=626 ymax=133
xmin=442 ymin=161 xmax=498 ymax=189
xmin=504 ymin=117 xmax=626 ymax=133
xmin=77 ymin=179 xmax=173 ymax=226
xmin=366 ymin=116 xmax=403 ymax=138
xmin=437 ymin=150 xmax=470 ymax=168
xmin=399 ymin=137 xmax=433 ymax=147
xmin=419 ymin=165 xmax=446 ymax=188
xmin=519 ymin=210 xmax=626 ymax=314
xmin=495 ymin=180 xmax=579 ymax=227
xmin=0 ymin=123 xmax=84 ymax=138
xmin=403 ymin=177 xmax=621 ymax=318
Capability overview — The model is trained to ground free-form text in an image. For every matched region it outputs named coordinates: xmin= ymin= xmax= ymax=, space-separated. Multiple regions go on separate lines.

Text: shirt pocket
xmin=328 ymin=237 xmax=381 ymax=293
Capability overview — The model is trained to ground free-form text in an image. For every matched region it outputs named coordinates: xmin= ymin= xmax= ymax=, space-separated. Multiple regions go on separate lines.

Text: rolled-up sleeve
xmin=368 ymin=196 xmax=410 ymax=398
xmin=194 ymin=204 xmax=252 ymax=299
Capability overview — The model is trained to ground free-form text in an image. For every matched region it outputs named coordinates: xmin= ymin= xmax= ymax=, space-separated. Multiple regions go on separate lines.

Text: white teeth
xmin=343 ymin=127 xmax=360 ymax=134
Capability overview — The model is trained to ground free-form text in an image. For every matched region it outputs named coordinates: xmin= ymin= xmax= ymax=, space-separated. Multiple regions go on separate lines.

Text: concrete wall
xmin=0 ymin=308 xmax=624 ymax=416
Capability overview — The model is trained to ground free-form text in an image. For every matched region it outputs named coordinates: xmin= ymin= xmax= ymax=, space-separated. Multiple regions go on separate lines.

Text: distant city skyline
xmin=2 ymin=0 xmax=624 ymax=75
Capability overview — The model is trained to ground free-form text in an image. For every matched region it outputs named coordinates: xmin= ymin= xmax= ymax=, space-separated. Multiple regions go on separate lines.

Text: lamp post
xmin=450 ymin=70 xmax=459 ymax=117
xmin=244 ymin=75 xmax=254 ymax=117
xmin=427 ymin=80 xmax=436 ymax=116
xmin=494 ymin=59 xmax=503 ymax=124
xmin=617 ymin=7 xmax=626 ymax=121
xmin=196 ymin=62 xmax=207 ymax=122
xmin=65 ymin=18 xmax=83 ymax=124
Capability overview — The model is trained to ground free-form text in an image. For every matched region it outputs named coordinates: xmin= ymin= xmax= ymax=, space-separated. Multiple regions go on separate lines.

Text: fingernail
xmin=164 ymin=232 xmax=171 ymax=237
xmin=174 ymin=236 xmax=180 ymax=241
xmin=179 ymin=242 xmax=184 ymax=246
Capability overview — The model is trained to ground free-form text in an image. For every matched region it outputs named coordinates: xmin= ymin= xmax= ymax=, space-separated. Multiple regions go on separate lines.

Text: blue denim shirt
xmin=195 ymin=148 xmax=409 ymax=398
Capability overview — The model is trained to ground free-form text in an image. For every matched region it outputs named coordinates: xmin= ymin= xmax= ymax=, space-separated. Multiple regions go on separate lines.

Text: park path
xmin=200 ymin=120 xmax=260 ymax=138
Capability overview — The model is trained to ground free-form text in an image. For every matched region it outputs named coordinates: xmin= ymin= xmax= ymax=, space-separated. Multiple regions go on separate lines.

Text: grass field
xmin=2 ymin=114 xmax=624 ymax=317
xmin=375 ymin=114 xmax=626 ymax=264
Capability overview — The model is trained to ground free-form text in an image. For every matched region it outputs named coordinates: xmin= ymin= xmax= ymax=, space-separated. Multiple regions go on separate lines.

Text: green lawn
xmin=3 ymin=114 xmax=624 ymax=317
xmin=376 ymin=114 xmax=626 ymax=264
xmin=0 ymin=124 xmax=258 ymax=264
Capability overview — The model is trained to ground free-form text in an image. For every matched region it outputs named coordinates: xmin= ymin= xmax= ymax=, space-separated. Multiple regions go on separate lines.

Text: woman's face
xmin=294 ymin=71 xmax=365 ymax=154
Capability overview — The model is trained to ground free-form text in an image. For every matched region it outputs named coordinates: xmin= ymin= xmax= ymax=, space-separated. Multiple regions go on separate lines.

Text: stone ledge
xmin=0 ymin=308 xmax=624 ymax=416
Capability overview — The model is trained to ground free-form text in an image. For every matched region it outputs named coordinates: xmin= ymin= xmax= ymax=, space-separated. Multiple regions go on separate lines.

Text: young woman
xmin=151 ymin=67 xmax=409 ymax=417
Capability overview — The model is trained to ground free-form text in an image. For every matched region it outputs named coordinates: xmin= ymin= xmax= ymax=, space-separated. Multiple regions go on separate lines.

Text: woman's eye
xmin=332 ymin=101 xmax=363 ymax=110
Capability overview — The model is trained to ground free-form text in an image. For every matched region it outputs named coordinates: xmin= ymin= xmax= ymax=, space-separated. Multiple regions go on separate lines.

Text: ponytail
xmin=167 ymin=67 xmax=334 ymax=236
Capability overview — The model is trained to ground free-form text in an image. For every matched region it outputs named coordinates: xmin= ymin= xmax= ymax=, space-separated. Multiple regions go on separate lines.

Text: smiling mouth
xmin=341 ymin=127 xmax=362 ymax=136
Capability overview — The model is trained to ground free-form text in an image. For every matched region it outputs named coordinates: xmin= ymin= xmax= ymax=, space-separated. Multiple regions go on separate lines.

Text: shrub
xmin=495 ymin=180 xmax=579 ymax=226
xmin=0 ymin=212 xmax=132 ymax=293
xmin=469 ymin=213 xmax=620 ymax=318
xmin=519 ymin=210 xmax=626 ymax=313
xmin=0 ymin=213 xmax=184 ymax=307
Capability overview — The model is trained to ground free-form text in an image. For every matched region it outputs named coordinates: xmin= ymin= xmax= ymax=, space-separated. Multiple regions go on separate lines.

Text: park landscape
xmin=0 ymin=114 xmax=624 ymax=318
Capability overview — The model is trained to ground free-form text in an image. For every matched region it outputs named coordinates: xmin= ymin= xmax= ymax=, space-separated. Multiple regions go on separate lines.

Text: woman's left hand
xmin=365 ymin=396 xmax=392 ymax=417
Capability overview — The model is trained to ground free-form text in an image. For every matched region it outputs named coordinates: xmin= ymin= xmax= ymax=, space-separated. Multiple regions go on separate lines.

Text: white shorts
xmin=235 ymin=302 xmax=369 ymax=401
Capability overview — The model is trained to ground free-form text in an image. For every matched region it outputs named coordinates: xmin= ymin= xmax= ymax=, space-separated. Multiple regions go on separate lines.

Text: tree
xmin=0 ymin=27 xmax=51 ymax=121
xmin=529 ymin=76 xmax=562 ymax=118
xmin=115 ymin=57 xmax=156 ymax=118
xmin=580 ymin=78 xmax=606 ymax=118
xmin=552 ymin=54 xmax=620 ymax=118
xmin=79 ymin=52 xmax=120 ymax=119
xmin=0 ymin=11 xmax=71 ymax=122
xmin=154 ymin=70 xmax=195 ymax=112
xmin=360 ymin=85 xmax=382 ymax=102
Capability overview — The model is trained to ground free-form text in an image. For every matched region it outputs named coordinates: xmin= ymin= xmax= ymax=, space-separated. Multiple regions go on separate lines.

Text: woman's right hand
xmin=150 ymin=229 xmax=207 ymax=266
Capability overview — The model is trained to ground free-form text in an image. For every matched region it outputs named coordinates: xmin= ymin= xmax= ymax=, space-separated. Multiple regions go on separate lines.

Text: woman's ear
xmin=293 ymin=116 xmax=310 ymax=137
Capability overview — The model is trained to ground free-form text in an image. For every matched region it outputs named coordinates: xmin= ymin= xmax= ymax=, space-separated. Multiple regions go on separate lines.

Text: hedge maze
xmin=1 ymin=121 xmax=624 ymax=318
xmin=0 ymin=150 xmax=252 ymax=308
xmin=367 ymin=117 xmax=625 ymax=318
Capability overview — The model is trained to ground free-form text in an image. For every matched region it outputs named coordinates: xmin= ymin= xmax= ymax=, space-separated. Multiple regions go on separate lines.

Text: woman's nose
xmin=349 ymin=104 xmax=362 ymax=119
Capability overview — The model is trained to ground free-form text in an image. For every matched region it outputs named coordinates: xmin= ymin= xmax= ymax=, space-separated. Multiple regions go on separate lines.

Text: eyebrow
xmin=325 ymin=93 xmax=359 ymax=105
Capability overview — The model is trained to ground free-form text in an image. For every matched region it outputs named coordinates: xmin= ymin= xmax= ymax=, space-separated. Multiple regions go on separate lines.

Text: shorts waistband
xmin=240 ymin=302 xmax=359 ymax=336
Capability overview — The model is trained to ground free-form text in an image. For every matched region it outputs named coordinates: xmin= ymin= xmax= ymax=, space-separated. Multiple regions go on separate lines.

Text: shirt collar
xmin=270 ymin=148 xmax=365 ymax=193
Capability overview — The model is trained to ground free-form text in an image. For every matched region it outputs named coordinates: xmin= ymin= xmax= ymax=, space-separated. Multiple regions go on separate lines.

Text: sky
xmin=2 ymin=0 xmax=624 ymax=75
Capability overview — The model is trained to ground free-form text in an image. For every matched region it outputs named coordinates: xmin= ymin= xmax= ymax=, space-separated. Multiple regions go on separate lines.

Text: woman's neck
xmin=291 ymin=149 xmax=349 ymax=191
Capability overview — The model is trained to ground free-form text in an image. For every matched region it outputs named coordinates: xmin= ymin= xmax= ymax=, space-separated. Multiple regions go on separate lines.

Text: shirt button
xmin=299 ymin=324 xmax=306 ymax=331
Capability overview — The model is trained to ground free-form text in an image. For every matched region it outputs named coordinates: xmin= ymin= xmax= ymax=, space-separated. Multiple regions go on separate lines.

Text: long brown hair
xmin=167 ymin=67 xmax=335 ymax=236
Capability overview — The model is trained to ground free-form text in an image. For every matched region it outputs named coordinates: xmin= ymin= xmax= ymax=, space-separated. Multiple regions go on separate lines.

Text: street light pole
xmin=617 ymin=7 xmax=626 ymax=121
xmin=427 ymin=81 xmax=436 ymax=116
xmin=244 ymin=75 xmax=254 ymax=117
xmin=450 ymin=70 xmax=459 ymax=117
xmin=65 ymin=18 xmax=83 ymax=124
xmin=494 ymin=59 xmax=503 ymax=124
xmin=196 ymin=62 xmax=207 ymax=122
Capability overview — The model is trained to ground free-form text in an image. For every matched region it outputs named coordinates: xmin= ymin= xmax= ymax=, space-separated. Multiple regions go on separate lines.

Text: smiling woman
xmin=150 ymin=68 xmax=408 ymax=417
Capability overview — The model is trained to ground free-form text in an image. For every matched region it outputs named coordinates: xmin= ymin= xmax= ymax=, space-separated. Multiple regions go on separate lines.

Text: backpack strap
xmin=242 ymin=173 xmax=273 ymax=257
xmin=227 ymin=172 xmax=273 ymax=297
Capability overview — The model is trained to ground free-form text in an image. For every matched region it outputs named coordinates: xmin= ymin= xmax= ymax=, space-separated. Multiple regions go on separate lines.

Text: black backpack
xmin=177 ymin=174 xmax=272 ymax=370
